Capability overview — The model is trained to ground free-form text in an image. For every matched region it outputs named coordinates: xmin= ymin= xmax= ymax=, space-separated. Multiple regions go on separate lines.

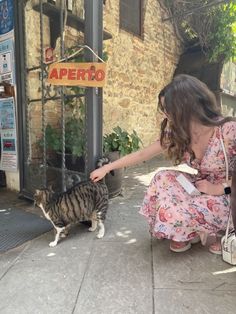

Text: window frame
xmin=119 ymin=0 xmax=144 ymax=39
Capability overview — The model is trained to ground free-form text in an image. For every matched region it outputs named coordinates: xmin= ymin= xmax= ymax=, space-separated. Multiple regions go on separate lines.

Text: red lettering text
xmin=68 ymin=69 xmax=76 ymax=80
xmin=59 ymin=68 xmax=68 ymax=79
xmin=95 ymin=70 xmax=105 ymax=81
xmin=77 ymin=69 xmax=86 ymax=80
xmin=49 ymin=68 xmax=59 ymax=79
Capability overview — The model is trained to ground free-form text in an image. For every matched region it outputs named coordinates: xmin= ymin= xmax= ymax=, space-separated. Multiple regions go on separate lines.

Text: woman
xmin=90 ymin=74 xmax=236 ymax=254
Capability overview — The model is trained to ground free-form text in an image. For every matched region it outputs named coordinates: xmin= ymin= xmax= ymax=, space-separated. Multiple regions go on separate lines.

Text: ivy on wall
xmin=161 ymin=0 xmax=236 ymax=63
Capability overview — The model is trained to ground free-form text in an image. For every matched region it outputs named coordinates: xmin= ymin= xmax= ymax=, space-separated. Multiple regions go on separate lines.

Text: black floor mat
xmin=0 ymin=207 xmax=52 ymax=253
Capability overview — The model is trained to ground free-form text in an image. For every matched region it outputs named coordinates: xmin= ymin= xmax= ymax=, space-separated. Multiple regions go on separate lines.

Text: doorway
xmin=14 ymin=0 xmax=105 ymax=198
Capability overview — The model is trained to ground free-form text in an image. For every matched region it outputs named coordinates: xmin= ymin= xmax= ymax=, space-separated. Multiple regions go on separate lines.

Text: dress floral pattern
xmin=139 ymin=121 xmax=236 ymax=243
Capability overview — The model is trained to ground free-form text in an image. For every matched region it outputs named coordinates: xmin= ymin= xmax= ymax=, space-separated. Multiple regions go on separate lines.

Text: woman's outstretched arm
xmin=90 ymin=140 xmax=163 ymax=182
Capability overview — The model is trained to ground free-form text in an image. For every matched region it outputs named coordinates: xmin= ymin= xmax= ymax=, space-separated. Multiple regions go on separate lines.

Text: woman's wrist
xmin=219 ymin=183 xmax=225 ymax=195
xmin=103 ymin=164 xmax=112 ymax=174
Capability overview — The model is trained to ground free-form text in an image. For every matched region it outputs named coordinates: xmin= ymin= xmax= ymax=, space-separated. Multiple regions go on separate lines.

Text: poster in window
xmin=0 ymin=97 xmax=17 ymax=171
xmin=0 ymin=0 xmax=14 ymax=38
xmin=0 ymin=37 xmax=14 ymax=83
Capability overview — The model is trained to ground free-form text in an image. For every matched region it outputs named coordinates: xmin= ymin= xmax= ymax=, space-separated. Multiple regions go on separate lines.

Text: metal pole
xmin=14 ymin=0 xmax=26 ymax=195
xmin=39 ymin=0 xmax=47 ymax=188
xmin=60 ymin=0 xmax=66 ymax=191
xmin=84 ymin=0 xmax=103 ymax=177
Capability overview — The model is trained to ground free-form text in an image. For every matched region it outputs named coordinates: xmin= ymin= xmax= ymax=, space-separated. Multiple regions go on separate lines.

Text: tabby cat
xmin=34 ymin=180 xmax=109 ymax=247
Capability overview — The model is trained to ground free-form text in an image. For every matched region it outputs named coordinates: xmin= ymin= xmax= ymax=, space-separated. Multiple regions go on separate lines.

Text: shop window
xmin=120 ymin=0 xmax=143 ymax=37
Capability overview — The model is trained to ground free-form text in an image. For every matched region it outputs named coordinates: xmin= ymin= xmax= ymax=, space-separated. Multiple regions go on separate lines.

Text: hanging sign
xmin=47 ymin=62 xmax=106 ymax=87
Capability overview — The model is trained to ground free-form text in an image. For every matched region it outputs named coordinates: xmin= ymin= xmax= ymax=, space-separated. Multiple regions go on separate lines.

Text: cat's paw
xmin=88 ymin=227 xmax=97 ymax=232
xmin=96 ymin=232 xmax=104 ymax=239
xmin=49 ymin=241 xmax=57 ymax=247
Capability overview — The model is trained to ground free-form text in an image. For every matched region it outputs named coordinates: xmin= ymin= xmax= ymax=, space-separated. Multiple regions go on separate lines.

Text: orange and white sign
xmin=47 ymin=62 xmax=106 ymax=87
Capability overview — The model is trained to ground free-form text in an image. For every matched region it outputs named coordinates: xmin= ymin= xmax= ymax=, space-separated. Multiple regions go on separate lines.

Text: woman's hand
xmin=90 ymin=166 xmax=108 ymax=182
xmin=195 ymin=179 xmax=224 ymax=196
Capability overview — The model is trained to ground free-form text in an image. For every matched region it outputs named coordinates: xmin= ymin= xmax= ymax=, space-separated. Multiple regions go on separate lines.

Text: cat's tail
xmin=97 ymin=157 xmax=115 ymax=176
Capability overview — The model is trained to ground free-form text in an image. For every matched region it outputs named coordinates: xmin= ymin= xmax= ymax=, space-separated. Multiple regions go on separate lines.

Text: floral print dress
xmin=139 ymin=121 xmax=236 ymax=243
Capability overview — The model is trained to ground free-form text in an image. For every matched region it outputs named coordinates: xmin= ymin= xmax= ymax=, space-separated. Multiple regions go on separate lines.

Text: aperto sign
xmin=47 ymin=62 xmax=106 ymax=87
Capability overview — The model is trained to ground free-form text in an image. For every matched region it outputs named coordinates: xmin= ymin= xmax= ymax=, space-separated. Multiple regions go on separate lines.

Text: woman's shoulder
xmin=221 ymin=119 xmax=236 ymax=138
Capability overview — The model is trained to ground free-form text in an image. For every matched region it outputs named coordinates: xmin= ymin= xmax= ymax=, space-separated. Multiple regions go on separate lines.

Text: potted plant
xmin=103 ymin=126 xmax=142 ymax=198
xmin=103 ymin=126 xmax=142 ymax=157
xmin=37 ymin=115 xmax=85 ymax=171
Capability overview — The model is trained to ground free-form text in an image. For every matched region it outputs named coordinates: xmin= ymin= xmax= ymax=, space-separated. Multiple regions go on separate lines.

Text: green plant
xmin=163 ymin=0 xmax=236 ymax=62
xmin=39 ymin=124 xmax=61 ymax=152
xmin=38 ymin=116 xmax=85 ymax=157
xmin=65 ymin=116 xmax=85 ymax=156
xmin=103 ymin=126 xmax=142 ymax=156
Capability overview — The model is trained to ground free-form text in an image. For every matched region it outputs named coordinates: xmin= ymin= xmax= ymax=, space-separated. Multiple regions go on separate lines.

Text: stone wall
xmin=103 ymin=0 xmax=182 ymax=145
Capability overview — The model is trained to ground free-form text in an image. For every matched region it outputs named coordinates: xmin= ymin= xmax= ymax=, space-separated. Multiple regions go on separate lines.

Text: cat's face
xmin=34 ymin=188 xmax=53 ymax=210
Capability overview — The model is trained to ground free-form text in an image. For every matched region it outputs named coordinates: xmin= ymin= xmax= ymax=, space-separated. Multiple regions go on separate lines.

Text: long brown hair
xmin=158 ymin=74 xmax=235 ymax=164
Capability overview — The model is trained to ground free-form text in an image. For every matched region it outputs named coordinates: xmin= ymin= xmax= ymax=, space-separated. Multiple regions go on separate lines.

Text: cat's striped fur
xmin=34 ymin=181 xmax=109 ymax=247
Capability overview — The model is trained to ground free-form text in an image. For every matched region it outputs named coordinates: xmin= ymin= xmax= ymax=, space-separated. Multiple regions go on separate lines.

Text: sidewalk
xmin=0 ymin=157 xmax=236 ymax=314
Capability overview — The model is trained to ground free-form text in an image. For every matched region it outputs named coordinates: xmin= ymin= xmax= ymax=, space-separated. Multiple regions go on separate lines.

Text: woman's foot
xmin=170 ymin=240 xmax=191 ymax=253
xmin=209 ymin=241 xmax=222 ymax=255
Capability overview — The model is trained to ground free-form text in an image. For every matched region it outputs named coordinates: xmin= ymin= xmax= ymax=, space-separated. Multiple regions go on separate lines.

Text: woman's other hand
xmin=195 ymin=179 xmax=224 ymax=196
